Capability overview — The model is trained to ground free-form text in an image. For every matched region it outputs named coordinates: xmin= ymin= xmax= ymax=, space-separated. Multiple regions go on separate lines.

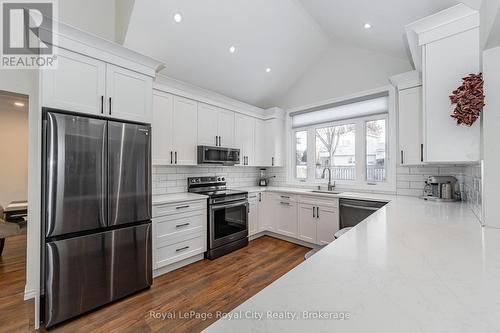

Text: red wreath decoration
xmin=449 ymin=73 xmax=485 ymax=126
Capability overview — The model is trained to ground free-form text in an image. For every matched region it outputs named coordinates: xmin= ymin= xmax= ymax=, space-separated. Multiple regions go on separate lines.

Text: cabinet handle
xmin=109 ymin=97 xmax=112 ymax=115
xmin=218 ymin=136 xmax=222 ymax=146
xmin=170 ymin=151 xmax=173 ymax=164
xmin=249 ymin=195 xmax=257 ymax=198
xmin=313 ymin=206 xmax=316 ymax=218
xmin=176 ymin=246 xmax=190 ymax=252
xmin=176 ymin=205 xmax=189 ymax=210
xmin=400 ymin=150 xmax=404 ymax=164
xmin=280 ymin=202 xmax=290 ymax=206
xmin=317 ymin=207 xmax=319 ymax=219
xmin=215 ymin=136 xmax=218 ymax=146
xmin=175 ymin=223 xmax=190 ymax=228
xmin=420 ymin=144 xmax=424 ymax=162
xmin=272 ymin=157 xmax=275 ymax=166
xmin=100 ymin=96 xmax=104 ymax=114
xmin=246 ymin=156 xmax=248 ymax=165
xmin=280 ymin=195 xmax=290 ymax=199
xmin=258 ymin=193 xmax=262 ymax=202
xmin=175 ymin=151 xmax=178 ymax=164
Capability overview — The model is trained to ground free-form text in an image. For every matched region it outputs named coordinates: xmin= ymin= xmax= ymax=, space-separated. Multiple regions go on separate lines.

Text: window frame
xmin=286 ymin=88 xmax=397 ymax=193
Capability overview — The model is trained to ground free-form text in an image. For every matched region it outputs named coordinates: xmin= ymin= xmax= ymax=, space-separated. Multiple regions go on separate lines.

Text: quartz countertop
xmin=152 ymin=192 xmax=208 ymax=205
xmin=204 ymin=194 xmax=499 ymax=332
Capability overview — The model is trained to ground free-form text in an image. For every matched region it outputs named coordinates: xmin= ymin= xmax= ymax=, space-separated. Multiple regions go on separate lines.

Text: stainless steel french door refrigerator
xmin=41 ymin=110 xmax=152 ymax=328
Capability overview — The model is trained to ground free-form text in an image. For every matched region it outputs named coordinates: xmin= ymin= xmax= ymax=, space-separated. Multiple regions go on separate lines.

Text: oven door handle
xmin=210 ymin=200 xmax=249 ymax=210
xmin=340 ymin=203 xmax=379 ymax=211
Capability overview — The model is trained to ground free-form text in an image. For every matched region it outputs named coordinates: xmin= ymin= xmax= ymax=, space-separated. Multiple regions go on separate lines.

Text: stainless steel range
xmin=188 ymin=176 xmax=248 ymax=259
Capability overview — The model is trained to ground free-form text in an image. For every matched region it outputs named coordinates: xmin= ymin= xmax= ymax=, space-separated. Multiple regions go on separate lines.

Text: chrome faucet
xmin=321 ymin=167 xmax=335 ymax=191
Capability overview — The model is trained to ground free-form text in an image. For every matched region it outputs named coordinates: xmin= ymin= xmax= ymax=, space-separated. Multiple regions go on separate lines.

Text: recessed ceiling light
xmin=229 ymin=46 xmax=236 ymax=54
xmin=14 ymin=102 xmax=25 ymax=107
xmin=173 ymin=13 xmax=182 ymax=23
xmin=266 ymin=67 xmax=271 ymax=73
xmin=363 ymin=22 xmax=372 ymax=29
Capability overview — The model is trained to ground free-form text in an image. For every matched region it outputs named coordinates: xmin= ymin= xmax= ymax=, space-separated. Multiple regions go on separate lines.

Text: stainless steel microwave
xmin=197 ymin=146 xmax=240 ymax=166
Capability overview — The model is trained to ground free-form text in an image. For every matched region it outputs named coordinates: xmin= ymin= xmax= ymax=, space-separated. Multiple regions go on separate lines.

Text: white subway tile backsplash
xmin=152 ymin=165 xmax=261 ymax=195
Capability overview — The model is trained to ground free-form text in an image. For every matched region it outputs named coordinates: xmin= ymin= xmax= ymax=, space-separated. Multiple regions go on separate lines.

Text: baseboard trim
xmin=24 ymin=287 xmax=36 ymax=300
xmin=250 ymin=231 xmax=317 ymax=249
xmin=153 ymin=253 xmax=204 ymax=278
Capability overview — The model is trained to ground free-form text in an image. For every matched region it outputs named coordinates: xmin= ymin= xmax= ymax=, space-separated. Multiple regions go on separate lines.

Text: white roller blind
xmin=291 ymin=95 xmax=388 ymax=128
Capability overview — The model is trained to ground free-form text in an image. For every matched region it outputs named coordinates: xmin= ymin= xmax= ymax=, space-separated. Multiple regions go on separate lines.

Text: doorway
xmin=0 ymin=90 xmax=31 ymax=330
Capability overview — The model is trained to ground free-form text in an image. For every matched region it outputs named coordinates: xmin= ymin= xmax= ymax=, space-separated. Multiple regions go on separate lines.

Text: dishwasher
xmin=339 ymin=198 xmax=387 ymax=229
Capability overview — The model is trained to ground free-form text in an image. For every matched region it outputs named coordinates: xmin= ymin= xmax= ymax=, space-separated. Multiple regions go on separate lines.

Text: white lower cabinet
xmin=258 ymin=192 xmax=275 ymax=232
xmin=153 ymin=198 xmax=207 ymax=275
xmin=297 ymin=197 xmax=339 ymax=245
xmin=274 ymin=196 xmax=298 ymax=238
xmin=248 ymin=193 xmax=260 ymax=236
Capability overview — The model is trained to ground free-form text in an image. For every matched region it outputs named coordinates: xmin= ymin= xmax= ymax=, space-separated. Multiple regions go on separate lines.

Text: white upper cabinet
xmin=197 ymin=103 xmax=235 ymax=147
xmin=42 ymin=48 xmax=154 ymax=123
xmin=152 ymin=92 xmax=174 ymax=165
xmin=234 ymin=114 xmax=255 ymax=166
xmin=255 ymin=118 xmax=284 ymax=167
xmin=405 ymin=4 xmax=480 ymax=163
xmin=398 ymin=85 xmax=424 ymax=166
xmin=173 ymin=96 xmax=198 ymax=165
xmin=217 ymin=109 xmax=235 ymax=147
xmin=152 ymin=93 xmax=198 ymax=166
xmin=105 ymin=64 xmax=153 ymax=123
xmin=197 ymin=103 xmax=219 ymax=146
xmin=42 ymin=48 xmax=106 ymax=116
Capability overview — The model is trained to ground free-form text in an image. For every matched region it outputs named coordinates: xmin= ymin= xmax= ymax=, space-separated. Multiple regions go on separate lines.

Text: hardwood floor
xmin=0 ymin=236 xmax=309 ymax=333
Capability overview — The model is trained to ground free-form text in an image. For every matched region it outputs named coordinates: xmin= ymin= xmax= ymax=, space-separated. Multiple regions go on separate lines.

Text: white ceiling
xmin=124 ymin=0 xmax=483 ymax=108
xmin=298 ymin=0 xmax=482 ymax=60
xmin=124 ymin=0 xmax=329 ymax=108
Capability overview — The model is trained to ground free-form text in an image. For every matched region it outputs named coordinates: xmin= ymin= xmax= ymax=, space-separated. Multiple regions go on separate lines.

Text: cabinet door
xmin=105 ymin=64 xmax=153 ymax=123
xmin=218 ymin=109 xmax=235 ymax=147
xmin=265 ymin=119 xmax=284 ymax=167
xmin=398 ymin=86 xmax=423 ymax=165
xmin=234 ymin=114 xmax=255 ymax=166
xmin=197 ymin=103 xmax=219 ymax=146
xmin=423 ymin=29 xmax=480 ymax=163
xmin=173 ymin=96 xmax=198 ymax=165
xmin=316 ymin=206 xmax=339 ymax=245
xmin=258 ymin=192 xmax=273 ymax=231
xmin=275 ymin=200 xmax=298 ymax=238
xmin=248 ymin=198 xmax=259 ymax=236
xmin=298 ymin=204 xmax=316 ymax=243
xmin=42 ymin=48 xmax=106 ymax=115
xmin=152 ymin=92 xmax=174 ymax=165
xmin=254 ymin=119 xmax=269 ymax=166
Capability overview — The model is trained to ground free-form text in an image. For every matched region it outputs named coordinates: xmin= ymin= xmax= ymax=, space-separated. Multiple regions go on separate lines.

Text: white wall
xmin=115 ymin=0 xmax=135 ymax=44
xmin=277 ymin=43 xmax=412 ymax=109
xmin=483 ymin=46 xmax=500 ymax=228
xmin=0 ymin=100 xmax=29 ymax=208
xmin=59 ymin=0 xmax=116 ymax=41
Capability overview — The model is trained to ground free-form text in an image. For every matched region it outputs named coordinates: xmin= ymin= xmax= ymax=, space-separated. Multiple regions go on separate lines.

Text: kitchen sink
xmin=310 ymin=190 xmax=342 ymax=195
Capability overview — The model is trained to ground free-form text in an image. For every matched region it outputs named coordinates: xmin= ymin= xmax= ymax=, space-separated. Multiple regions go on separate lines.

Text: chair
xmin=0 ymin=205 xmax=25 ymax=256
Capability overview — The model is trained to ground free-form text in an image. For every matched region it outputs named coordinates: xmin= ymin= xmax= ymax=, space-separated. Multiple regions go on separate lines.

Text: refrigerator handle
xmin=102 ymin=124 xmax=108 ymax=225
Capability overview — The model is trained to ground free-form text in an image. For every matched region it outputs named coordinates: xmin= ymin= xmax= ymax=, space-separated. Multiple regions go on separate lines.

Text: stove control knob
xmin=196 ymin=179 xmax=201 ymax=183
xmin=221 ymin=177 xmax=225 ymax=181
xmin=217 ymin=177 xmax=221 ymax=181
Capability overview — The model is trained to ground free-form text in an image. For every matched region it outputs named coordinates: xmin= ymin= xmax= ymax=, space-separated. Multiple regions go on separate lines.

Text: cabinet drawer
xmin=155 ymin=236 xmax=206 ymax=269
xmin=153 ymin=200 xmax=206 ymax=218
xmin=155 ymin=210 xmax=206 ymax=245
xmin=299 ymin=196 xmax=339 ymax=208
xmin=271 ymin=192 xmax=297 ymax=202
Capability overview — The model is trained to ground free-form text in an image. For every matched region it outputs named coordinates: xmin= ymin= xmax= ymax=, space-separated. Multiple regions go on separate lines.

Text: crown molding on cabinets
xmin=39 ymin=20 xmax=164 ymax=77
xmin=405 ymin=4 xmax=479 ymax=72
xmin=153 ymin=74 xmax=273 ymax=119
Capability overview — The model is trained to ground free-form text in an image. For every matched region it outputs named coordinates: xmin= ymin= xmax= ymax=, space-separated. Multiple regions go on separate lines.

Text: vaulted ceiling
xmin=123 ymin=0 xmax=485 ymax=108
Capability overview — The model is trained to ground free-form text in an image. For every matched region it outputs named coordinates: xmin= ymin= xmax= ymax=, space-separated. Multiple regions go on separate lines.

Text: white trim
xmin=286 ymin=85 xmax=391 ymax=115
xmin=286 ymin=87 xmax=397 ymax=193
xmin=24 ymin=287 xmax=36 ymax=301
xmin=153 ymin=254 xmax=204 ymax=278
xmin=153 ymin=74 xmax=272 ymax=119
